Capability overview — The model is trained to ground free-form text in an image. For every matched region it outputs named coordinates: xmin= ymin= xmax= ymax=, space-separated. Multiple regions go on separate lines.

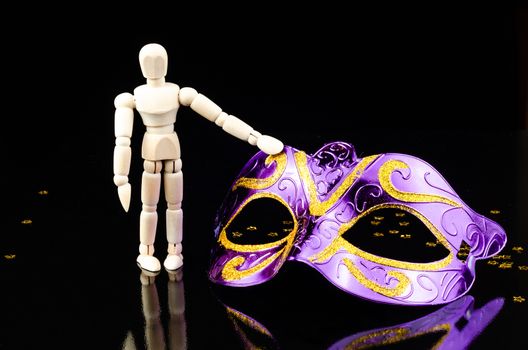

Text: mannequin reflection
xmin=219 ymin=295 xmax=504 ymax=350
xmin=121 ymin=270 xmax=187 ymax=350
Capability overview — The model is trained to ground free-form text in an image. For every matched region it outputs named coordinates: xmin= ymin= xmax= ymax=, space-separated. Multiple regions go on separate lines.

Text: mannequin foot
xmin=137 ymin=254 xmax=161 ymax=273
xmin=163 ymin=254 xmax=183 ymax=271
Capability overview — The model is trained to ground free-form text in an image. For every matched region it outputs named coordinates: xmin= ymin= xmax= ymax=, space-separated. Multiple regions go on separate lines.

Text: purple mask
xmin=208 ymin=142 xmax=507 ymax=305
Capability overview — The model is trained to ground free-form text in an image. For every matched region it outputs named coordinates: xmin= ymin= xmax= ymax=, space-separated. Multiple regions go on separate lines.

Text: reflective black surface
xmin=2 ymin=129 xmax=527 ymax=349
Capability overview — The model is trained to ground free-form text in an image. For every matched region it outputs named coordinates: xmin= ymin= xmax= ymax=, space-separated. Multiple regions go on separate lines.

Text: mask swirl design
xmin=208 ymin=142 xmax=507 ymax=305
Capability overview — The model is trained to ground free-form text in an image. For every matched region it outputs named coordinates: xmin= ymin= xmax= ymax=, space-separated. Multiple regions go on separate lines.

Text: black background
xmin=5 ymin=3 xmax=527 ymax=195
xmin=6 ymin=3 xmax=528 ymax=156
xmin=2 ymin=3 xmax=528 ymax=349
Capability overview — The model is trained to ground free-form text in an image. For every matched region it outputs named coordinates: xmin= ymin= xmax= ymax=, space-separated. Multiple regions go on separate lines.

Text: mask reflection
xmin=122 ymin=270 xmax=187 ymax=350
xmin=221 ymin=295 xmax=503 ymax=350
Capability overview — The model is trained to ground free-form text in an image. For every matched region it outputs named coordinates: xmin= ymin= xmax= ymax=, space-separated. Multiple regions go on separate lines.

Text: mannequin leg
xmin=163 ymin=158 xmax=184 ymax=271
xmin=137 ymin=160 xmax=162 ymax=272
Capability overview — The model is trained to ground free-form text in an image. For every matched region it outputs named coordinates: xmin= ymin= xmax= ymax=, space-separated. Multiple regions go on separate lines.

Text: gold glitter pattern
xmin=294 ymin=152 xmax=380 ymax=216
xmin=345 ymin=328 xmax=408 ymax=349
xmin=225 ymin=306 xmax=273 ymax=337
xmin=218 ymin=192 xmax=298 ymax=281
xmin=344 ymin=324 xmax=450 ymax=350
xmin=21 ymin=219 xmax=32 ymax=225
xmin=232 ymin=152 xmax=287 ymax=191
xmin=378 ymin=160 xmax=461 ymax=207
xmin=221 ymin=251 xmax=283 ymax=281
xmin=311 ymin=204 xmax=454 ymax=271
xmin=342 ymin=259 xmax=411 ymax=297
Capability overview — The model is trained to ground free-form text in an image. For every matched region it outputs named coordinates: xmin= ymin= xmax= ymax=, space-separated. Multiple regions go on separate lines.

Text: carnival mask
xmin=208 ymin=142 xmax=507 ymax=305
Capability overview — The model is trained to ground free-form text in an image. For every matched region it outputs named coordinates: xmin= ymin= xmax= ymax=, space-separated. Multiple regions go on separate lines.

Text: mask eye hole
xmin=226 ymin=197 xmax=295 ymax=245
xmin=342 ymin=208 xmax=450 ymax=263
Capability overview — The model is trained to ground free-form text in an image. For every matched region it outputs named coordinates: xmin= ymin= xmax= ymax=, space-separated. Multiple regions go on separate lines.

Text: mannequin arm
xmin=113 ymin=92 xmax=135 ymax=212
xmin=179 ymin=87 xmax=284 ymax=155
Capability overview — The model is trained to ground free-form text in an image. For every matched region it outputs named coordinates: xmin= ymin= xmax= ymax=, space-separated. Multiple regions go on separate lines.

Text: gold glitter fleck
xmin=490 ymin=209 xmax=501 ymax=215
xmin=395 ymin=212 xmax=406 ymax=217
xmin=4 ymin=254 xmax=16 ymax=260
xmin=517 ymin=265 xmax=528 ymax=271
xmin=282 ymin=220 xmax=293 ymax=225
xmin=513 ymin=296 xmax=525 ymax=303
xmin=512 ymin=246 xmax=524 ymax=253
xmin=388 ymin=229 xmax=399 ymax=234
xmin=399 ymin=221 xmax=410 ymax=227
xmin=246 ymin=226 xmax=257 ymax=231
xmin=378 ymin=159 xmax=461 ymax=207
xmin=232 ymin=231 xmax=243 ymax=238
xmin=426 ymin=242 xmax=437 ymax=247
xmin=267 ymin=232 xmax=278 ymax=237
xmin=342 ymin=259 xmax=410 ymax=297
xmin=21 ymin=219 xmax=32 ymax=225
xmin=282 ymin=228 xmax=291 ymax=232
xmin=487 ymin=260 xmax=498 ymax=266
xmin=295 ymin=152 xmax=380 ymax=216
xmin=400 ymin=234 xmax=411 ymax=239
xmin=38 ymin=190 xmax=48 ymax=195
xmin=457 ymin=252 xmax=468 ymax=258
xmin=498 ymin=262 xmax=513 ymax=269
xmin=492 ymin=254 xmax=511 ymax=260
xmin=232 ymin=152 xmax=287 ymax=191
xmin=371 ymin=221 xmax=382 ymax=226
xmin=373 ymin=232 xmax=384 ymax=237
xmin=459 ymin=246 xmax=470 ymax=252
xmin=374 ymin=216 xmax=384 ymax=221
